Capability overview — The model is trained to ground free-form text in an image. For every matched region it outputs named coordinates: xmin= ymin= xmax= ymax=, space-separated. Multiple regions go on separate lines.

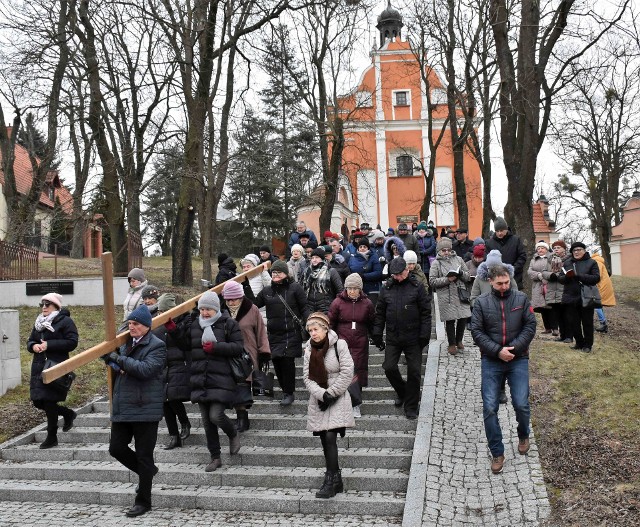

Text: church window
xmin=395 ymin=91 xmax=408 ymax=106
xmin=396 ymin=155 xmax=414 ymax=176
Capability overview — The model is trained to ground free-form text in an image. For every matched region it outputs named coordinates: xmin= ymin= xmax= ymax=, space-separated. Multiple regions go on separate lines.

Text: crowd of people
xmin=27 ymin=217 xmax=615 ymax=515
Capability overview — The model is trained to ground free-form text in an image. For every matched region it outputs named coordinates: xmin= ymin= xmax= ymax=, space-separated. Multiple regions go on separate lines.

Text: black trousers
xmin=540 ymin=308 xmax=558 ymax=331
xmin=382 ymin=342 xmax=422 ymax=413
xmin=163 ymin=401 xmax=190 ymax=437
xmin=198 ymin=402 xmax=237 ymax=459
xmin=445 ymin=319 xmax=466 ymax=345
xmin=565 ymin=303 xmax=595 ymax=348
xmin=109 ymin=421 xmax=159 ymax=509
xmin=272 ymin=356 xmax=296 ymax=395
xmin=551 ymin=303 xmax=569 ymax=339
xmin=32 ymin=400 xmax=74 ymax=434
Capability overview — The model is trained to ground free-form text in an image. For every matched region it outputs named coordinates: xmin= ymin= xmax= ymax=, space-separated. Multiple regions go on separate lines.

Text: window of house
xmin=396 ymin=155 xmax=414 ymax=177
xmin=48 ymin=186 xmax=55 ymax=201
xmin=395 ymin=91 xmax=408 ymax=106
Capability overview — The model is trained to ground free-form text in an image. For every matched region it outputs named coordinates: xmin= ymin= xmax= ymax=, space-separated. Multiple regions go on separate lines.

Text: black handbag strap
xmin=275 ymin=292 xmax=303 ymax=326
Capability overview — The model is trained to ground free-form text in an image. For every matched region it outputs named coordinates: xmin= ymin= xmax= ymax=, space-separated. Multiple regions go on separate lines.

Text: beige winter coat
xmin=428 ymin=254 xmax=472 ymax=322
xmin=303 ymin=330 xmax=356 ymax=433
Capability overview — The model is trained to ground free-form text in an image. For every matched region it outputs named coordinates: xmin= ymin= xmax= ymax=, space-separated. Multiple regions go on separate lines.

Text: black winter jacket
xmin=372 ymin=275 xmax=432 ymax=345
xmin=255 ymin=278 xmax=311 ymax=358
xmin=28 ymin=309 xmax=78 ymax=402
xmin=215 ymin=257 xmax=237 ymax=285
xmin=485 ymin=232 xmax=527 ymax=288
xmin=152 ymin=313 xmax=192 ymax=402
xmin=302 ymin=263 xmax=344 ymax=313
xmin=557 ymin=253 xmax=600 ymax=305
xmin=470 ymin=288 xmax=536 ymax=361
xmin=453 ymin=239 xmax=473 ymax=259
xmin=111 ymin=331 xmax=166 ymax=422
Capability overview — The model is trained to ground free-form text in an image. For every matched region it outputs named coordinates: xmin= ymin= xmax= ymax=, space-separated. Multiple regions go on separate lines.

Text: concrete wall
xmin=0 ymin=310 xmax=21 ymax=396
xmin=0 ymin=277 xmax=130 ymax=307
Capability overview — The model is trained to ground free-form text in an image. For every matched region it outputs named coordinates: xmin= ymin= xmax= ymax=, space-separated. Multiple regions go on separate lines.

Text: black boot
xmin=163 ymin=435 xmax=182 ymax=450
xmin=39 ymin=432 xmax=58 ymax=449
xmin=62 ymin=410 xmax=77 ymax=432
xmin=333 ymin=469 xmax=343 ymax=494
xmin=179 ymin=423 xmax=191 ymax=441
xmin=236 ymin=410 xmax=250 ymax=433
xmin=316 ymin=471 xmax=336 ymax=499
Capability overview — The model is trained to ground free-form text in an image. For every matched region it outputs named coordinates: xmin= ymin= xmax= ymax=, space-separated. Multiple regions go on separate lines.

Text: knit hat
xmin=357 ymin=237 xmax=370 ymax=249
xmin=127 ymin=305 xmax=152 ymax=328
xmin=417 ymin=221 xmax=428 ymax=232
xmin=404 ymin=250 xmax=418 ymax=264
xmin=298 ymin=232 xmax=310 ymax=239
xmin=311 ymin=247 xmax=327 ymax=259
xmin=41 ymin=293 xmax=63 ymax=309
xmin=322 ymin=245 xmax=333 ymax=254
xmin=389 ymin=257 xmax=407 ymax=275
xmin=387 ymin=227 xmax=395 ymax=235
xmin=437 ymin=238 xmax=453 ymax=251
xmin=494 ymin=217 xmax=508 ymax=231
xmin=259 ymin=245 xmax=271 ymax=254
xmin=127 ymin=267 xmax=145 ymax=282
xmin=222 ymin=280 xmax=244 ymax=300
xmin=344 ymin=273 xmax=363 ymax=290
xmin=217 ymin=253 xmax=230 ymax=265
xmin=306 ymin=311 xmax=330 ymax=330
xmin=291 ymin=244 xmax=304 ymax=255
xmin=360 ymin=222 xmax=370 ymax=230
xmin=473 ymin=245 xmax=486 ymax=259
xmin=198 ymin=291 xmax=221 ymax=311
xmin=397 ymin=223 xmax=408 ymax=230
xmin=535 ymin=241 xmax=550 ymax=251
xmin=157 ymin=293 xmax=176 ymax=312
xmin=141 ymin=284 xmax=160 ymax=299
xmin=551 ymin=240 xmax=567 ymax=250
xmin=271 ymin=259 xmax=289 ymax=276
xmin=370 ymin=229 xmax=385 ymax=242
xmin=473 ymin=237 xmax=485 ymax=246
xmin=570 ymin=241 xmax=587 ymax=252
xmin=241 ymin=254 xmax=260 ymax=267
xmin=485 ymin=249 xmax=503 ymax=267
xmin=324 ymin=230 xmax=334 ymax=239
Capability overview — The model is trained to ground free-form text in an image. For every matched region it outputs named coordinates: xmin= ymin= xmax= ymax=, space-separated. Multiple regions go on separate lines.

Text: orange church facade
xmin=337 ymin=5 xmax=482 ymax=235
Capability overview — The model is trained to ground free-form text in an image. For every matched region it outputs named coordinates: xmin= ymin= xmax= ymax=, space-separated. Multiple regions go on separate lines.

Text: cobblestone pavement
xmin=0 ymin=501 xmax=401 ymax=526
xmin=422 ymin=333 xmax=551 ymax=526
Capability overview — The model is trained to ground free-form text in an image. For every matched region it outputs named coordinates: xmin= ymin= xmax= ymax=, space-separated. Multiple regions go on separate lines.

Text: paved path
xmin=415 ymin=329 xmax=551 ymax=526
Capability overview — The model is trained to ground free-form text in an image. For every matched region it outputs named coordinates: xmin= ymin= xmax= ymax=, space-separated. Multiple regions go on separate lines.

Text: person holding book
xmin=429 ymin=238 xmax=472 ymax=355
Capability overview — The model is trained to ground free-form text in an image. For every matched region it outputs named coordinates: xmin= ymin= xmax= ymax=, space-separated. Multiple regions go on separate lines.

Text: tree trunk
xmin=318 ymin=117 xmax=344 ymax=234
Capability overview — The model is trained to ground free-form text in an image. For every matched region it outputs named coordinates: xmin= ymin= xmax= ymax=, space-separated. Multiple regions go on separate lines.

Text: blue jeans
xmin=595 ymin=307 xmax=606 ymax=323
xmin=481 ymin=357 xmax=530 ymax=457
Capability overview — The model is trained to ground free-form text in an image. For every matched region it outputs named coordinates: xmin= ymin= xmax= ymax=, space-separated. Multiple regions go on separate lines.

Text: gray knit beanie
xmin=198 ymin=291 xmax=221 ymax=311
xmin=344 ymin=273 xmax=363 ymax=290
xmin=127 ymin=267 xmax=145 ymax=282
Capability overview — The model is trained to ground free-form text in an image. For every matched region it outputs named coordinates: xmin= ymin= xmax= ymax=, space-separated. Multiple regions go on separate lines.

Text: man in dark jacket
xmin=105 ymin=305 xmax=166 ymax=517
xmin=287 ymin=221 xmax=318 ymax=257
xmin=452 ymin=228 xmax=473 ymax=259
xmin=470 ymin=264 xmax=536 ymax=475
xmin=396 ymin=223 xmax=418 ymax=252
xmin=485 ymin=217 xmax=527 ymax=289
xmin=372 ymin=257 xmax=431 ymax=420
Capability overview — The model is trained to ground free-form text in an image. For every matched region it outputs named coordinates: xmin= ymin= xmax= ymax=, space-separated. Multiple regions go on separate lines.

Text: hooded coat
xmin=347 ymin=250 xmax=382 ymax=294
xmin=231 ymin=297 xmax=271 ymax=379
xmin=428 ymin=253 xmax=472 ymax=322
xmin=215 ymin=256 xmax=237 ymax=285
xmin=303 ymin=330 xmax=356 ymax=433
xmin=470 ymin=261 xmax=517 ymax=307
xmin=592 ymin=254 xmax=616 ymax=306
xmin=152 ymin=313 xmax=192 ymax=403
xmin=122 ymin=280 xmax=148 ymax=321
xmin=527 ymin=253 xmax=554 ymax=309
xmin=28 ymin=309 xmax=79 ymax=402
xmin=328 ymin=290 xmax=375 ymax=386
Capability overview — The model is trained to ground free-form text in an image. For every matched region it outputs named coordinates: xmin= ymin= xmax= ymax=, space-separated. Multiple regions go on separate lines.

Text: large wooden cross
xmin=41 ymin=253 xmax=272 ymax=396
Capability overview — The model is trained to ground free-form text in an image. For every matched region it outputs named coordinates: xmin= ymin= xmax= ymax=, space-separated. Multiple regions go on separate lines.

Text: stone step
xmin=34 ymin=428 xmax=416 ymax=450
xmin=1 ymin=444 xmax=412 ymax=470
xmin=0 ymin=460 xmax=409 ymax=492
xmin=0 ymin=479 xmax=406 ymax=516
xmin=75 ymin=413 xmax=418 ymax=432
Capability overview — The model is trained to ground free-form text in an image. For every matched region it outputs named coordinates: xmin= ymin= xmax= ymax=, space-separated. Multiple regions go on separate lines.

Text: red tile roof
xmin=0 ymin=129 xmax=73 ymax=215
xmin=533 ymin=201 xmax=554 ymax=234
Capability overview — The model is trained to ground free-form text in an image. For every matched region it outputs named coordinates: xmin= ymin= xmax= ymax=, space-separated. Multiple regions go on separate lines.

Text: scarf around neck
xmin=305 ymin=263 xmax=331 ymax=294
xmin=200 ymin=312 xmax=222 ymax=344
xmin=228 ymin=303 xmax=241 ymax=319
xmin=308 ymin=335 xmax=330 ymax=388
xmin=35 ymin=311 xmax=60 ymax=333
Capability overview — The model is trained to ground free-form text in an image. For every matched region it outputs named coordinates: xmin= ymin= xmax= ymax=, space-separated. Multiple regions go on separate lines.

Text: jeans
xmin=198 ymin=402 xmax=237 ymax=459
xmin=383 ymin=342 xmax=422 ymax=414
xmin=595 ymin=307 xmax=606 ymax=323
xmin=109 ymin=421 xmax=159 ymax=508
xmin=481 ymin=357 xmax=530 ymax=457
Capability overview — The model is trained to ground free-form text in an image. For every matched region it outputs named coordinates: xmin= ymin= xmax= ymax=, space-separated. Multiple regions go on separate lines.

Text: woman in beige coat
xmin=303 ymin=312 xmax=355 ymax=499
xmin=527 ymin=242 xmax=560 ymax=336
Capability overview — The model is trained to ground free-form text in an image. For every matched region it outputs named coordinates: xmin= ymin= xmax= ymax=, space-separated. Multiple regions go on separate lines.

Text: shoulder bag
xmin=275 ymin=291 xmax=305 ymax=331
xmin=580 ymin=283 xmax=602 ymax=309
xmin=223 ymin=320 xmax=254 ymax=384
xmin=42 ymin=354 xmax=76 ymax=392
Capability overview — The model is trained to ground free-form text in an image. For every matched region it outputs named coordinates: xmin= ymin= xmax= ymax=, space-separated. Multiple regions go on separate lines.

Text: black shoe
xmin=280 ymin=393 xmax=295 ymax=406
xmin=229 ymin=433 xmax=241 ymax=455
xmin=125 ymin=504 xmax=150 ymax=517
xmin=332 ymin=469 xmax=344 ymax=494
xmin=179 ymin=423 xmax=191 ymax=441
xmin=39 ymin=435 xmax=58 ymax=449
xmin=562 ymin=338 xmax=573 ymax=343
xmin=405 ymin=411 xmax=417 ymax=420
xmin=499 ymin=390 xmax=508 ymax=404
xmin=580 ymin=347 xmax=592 ymax=353
xmin=554 ymin=337 xmax=564 ymax=342
xmin=236 ymin=410 xmax=250 ymax=433
xmin=394 ymin=397 xmax=405 ymax=408
xmin=595 ymin=323 xmax=608 ymax=333
xmin=135 ymin=465 xmax=159 ymax=493
xmin=62 ymin=410 xmax=77 ymax=432
xmin=316 ymin=471 xmax=336 ymax=499
xmin=163 ymin=435 xmax=182 ymax=450
xmin=571 ymin=344 xmax=583 ymax=350
xmin=205 ymin=458 xmax=222 ymax=472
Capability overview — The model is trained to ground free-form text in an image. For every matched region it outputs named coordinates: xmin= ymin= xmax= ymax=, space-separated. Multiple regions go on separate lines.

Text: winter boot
xmin=163 ymin=435 xmax=182 ymax=450
xmin=333 ymin=469 xmax=344 ymax=494
xmin=595 ymin=321 xmax=608 ymax=333
xmin=236 ymin=410 xmax=250 ymax=433
xmin=315 ymin=471 xmax=336 ymax=499
xmin=39 ymin=432 xmax=58 ymax=449
xmin=179 ymin=422 xmax=191 ymax=441
xmin=62 ymin=410 xmax=77 ymax=432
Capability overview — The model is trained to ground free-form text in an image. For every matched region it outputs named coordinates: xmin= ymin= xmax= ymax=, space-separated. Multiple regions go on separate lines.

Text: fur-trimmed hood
xmin=476 ymin=261 xmax=515 ymax=282
xmin=384 ymin=236 xmax=406 ymax=262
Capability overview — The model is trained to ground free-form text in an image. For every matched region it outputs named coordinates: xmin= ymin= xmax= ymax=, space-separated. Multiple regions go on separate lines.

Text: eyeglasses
xmin=39 ymin=301 xmax=54 ymax=308
xmin=440 ymin=248 xmax=452 ymax=253
xmin=572 ymin=248 xmax=585 ymax=252
xmin=271 ymin=271 xmax=285 ymax=276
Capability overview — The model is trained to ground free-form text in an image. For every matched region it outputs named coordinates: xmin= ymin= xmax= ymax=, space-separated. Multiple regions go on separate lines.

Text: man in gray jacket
xmin=105 ymin=305 xmax=166 ymax=517
xmin=470 ymin=264 xmax=536 ymax=475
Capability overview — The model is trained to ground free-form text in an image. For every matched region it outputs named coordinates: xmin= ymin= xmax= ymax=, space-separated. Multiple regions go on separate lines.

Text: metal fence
xmin=0 ymin=240 xmax=39 ymax=280
xmin=128 ymin=230 xmax=142 ymax=270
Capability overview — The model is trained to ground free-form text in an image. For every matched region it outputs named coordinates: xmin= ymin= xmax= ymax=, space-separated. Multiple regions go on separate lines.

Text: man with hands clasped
xmin=470 ymin=265 xmax=536 ymax=475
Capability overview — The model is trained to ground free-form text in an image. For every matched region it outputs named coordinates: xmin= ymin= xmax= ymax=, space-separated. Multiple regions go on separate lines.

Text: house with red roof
xmin=0 ymin=127 xmax=74 ymax=252
xmin=531 ymin=195 xmax=559 ymax=245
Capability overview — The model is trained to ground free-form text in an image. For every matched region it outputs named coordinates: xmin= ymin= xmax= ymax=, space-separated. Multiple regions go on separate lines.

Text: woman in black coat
xmin=167 ymin=291 xmax=244 ymax=472
xmin=255 ymin=259 xmax=311 ymax=407
xmin=27 ymin=293 xmax=78 ymax=449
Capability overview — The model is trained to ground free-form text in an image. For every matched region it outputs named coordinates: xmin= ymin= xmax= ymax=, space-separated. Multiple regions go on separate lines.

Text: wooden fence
xmin=0 ymin=240 xmax=39 ymax=280
xmin=127 ymin=230 xmax=142 ymax=270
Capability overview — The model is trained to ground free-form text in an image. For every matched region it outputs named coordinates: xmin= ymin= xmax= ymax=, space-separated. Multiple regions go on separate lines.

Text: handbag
xmin=223 ymin=319 xmax=254 ymax=384
xmin=580 ymin=283 xmax=602 ymax=309
xmin=252 ymin=363 xmax=275 ymax=398
xmin=457 ymin=286 xmax=471 ymax=304
xmin=42 ymin=356 xmax=76 ymax=392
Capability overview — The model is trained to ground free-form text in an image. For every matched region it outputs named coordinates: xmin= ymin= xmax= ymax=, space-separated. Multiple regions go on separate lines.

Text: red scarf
xmin=308 ymin=335 xmax=330 ymax=388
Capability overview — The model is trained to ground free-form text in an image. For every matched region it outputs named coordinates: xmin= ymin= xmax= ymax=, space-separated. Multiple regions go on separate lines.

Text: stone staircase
xmin=0 ymin=350 xmax=427 ymax=523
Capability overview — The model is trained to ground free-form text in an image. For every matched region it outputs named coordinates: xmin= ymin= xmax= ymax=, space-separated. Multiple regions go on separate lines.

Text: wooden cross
xmin=41 ymin=252 xmax=272 ymax=398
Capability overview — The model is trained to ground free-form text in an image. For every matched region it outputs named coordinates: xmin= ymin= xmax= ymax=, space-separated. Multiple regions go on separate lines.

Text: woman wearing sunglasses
xmin=27 ymin=293 xmax=79 ymax=449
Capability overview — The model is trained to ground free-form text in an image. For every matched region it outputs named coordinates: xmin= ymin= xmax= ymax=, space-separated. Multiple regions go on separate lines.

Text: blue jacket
xmin=111 ymin=331 xmax=166 ymax=422
xmin=348 ymin=250 xmax=382 ymax=294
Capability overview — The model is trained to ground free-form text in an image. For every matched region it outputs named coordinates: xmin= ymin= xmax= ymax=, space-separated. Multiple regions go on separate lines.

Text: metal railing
xmin=0 ymin=240 xmax=39 ymax=280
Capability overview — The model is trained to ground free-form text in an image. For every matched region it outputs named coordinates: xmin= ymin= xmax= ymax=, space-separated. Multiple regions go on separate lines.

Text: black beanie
xmin=217 ymin=253 xmax=229 ymax=265
xmin=259 ymin=245 xmax=271 ymax=254
xmin=358 ymin=237 xmax=370 ymax=249
xmin=312 ymin=247 xmax=327 ymax=259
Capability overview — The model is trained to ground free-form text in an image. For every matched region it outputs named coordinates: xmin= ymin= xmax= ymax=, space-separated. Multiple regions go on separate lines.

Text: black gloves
xmin=548 ymin=273 xmax=558 ymax=282
xmin=371 ymin=335 xmax=384 ymax=348
xmin=318 ymin=391 xmax=338 ymax=411
xmin=258 ymin=354 xmax=270 ymax=368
